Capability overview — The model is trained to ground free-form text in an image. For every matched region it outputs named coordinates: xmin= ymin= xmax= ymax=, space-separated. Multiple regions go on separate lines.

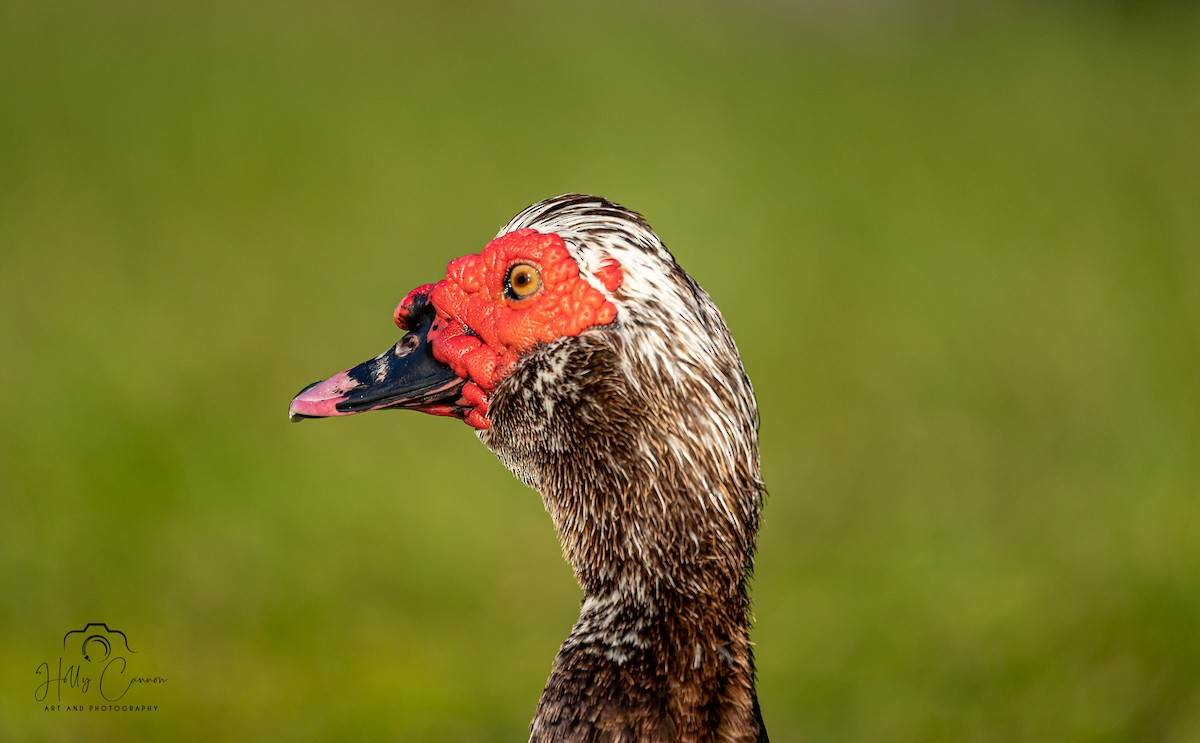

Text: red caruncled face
xmin=395 ymin=228 xmax=623 ymax=429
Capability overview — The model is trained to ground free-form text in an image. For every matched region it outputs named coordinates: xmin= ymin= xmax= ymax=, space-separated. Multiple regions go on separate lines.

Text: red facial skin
xmin=395 ymin=228 xmax=622 ymax=430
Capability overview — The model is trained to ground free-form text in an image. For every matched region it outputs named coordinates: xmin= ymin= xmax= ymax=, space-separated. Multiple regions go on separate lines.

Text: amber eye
xmin=504 ymin=263 xmax=542 ymax=300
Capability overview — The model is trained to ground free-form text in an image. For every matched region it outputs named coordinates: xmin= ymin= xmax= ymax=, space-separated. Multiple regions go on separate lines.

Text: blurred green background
xmin=2 ymin=0 xmax=1198 ymax=740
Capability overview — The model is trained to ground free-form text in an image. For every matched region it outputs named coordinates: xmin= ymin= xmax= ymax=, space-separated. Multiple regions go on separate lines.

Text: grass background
xmin=1 ymin=0 xmax=1198 ymax=740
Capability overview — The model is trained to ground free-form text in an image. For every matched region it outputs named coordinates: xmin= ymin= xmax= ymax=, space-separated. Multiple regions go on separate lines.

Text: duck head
xmin=291 ymin=196 xmax=757 ymax=476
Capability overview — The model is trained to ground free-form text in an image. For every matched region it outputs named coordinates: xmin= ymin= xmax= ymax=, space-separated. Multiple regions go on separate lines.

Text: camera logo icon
xmin=62 ymin=623 xmax=136 ymax=663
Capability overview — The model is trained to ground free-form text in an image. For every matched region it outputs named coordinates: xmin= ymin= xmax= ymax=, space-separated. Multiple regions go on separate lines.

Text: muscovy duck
xmin=289 ymin=194 xmax=768 ymax=742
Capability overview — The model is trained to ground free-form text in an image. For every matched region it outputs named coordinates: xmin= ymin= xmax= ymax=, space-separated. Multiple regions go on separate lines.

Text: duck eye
xmin=504 ymin=263 xmax=542 ymax=300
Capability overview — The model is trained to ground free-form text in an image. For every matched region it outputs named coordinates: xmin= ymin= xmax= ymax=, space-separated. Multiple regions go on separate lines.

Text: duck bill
xmin=288 ymin=312 xmax=467 ymax=422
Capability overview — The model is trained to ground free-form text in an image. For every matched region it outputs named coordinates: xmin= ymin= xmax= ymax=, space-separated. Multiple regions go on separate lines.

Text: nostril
xmin=394 ymin=333 xmax=420 ymax=358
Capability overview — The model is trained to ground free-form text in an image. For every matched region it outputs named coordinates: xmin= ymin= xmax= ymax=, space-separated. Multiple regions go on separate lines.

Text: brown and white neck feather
xmin=480 ymin=196 xmax=767 ymax=742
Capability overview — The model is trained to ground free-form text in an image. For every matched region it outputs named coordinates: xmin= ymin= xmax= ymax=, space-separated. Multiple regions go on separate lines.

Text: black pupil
xmin=514 ymin=270 xmax=530 ymax=286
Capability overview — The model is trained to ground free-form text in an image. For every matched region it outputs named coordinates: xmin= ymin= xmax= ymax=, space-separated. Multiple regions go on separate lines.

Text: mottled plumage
xmin=290 ymin=195 xmax=768 ymax=742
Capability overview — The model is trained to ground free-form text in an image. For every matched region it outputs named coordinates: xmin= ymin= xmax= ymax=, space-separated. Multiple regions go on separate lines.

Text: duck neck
xmin=528 ymin=470 xmax=765 ymax=742
xmin=530 ymin=560 xmax=762 ymax=742
xmin=482 ymin=336 xmax=767 ymax=740
xmin=573 ymin=560 xmax=755 ymax=668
